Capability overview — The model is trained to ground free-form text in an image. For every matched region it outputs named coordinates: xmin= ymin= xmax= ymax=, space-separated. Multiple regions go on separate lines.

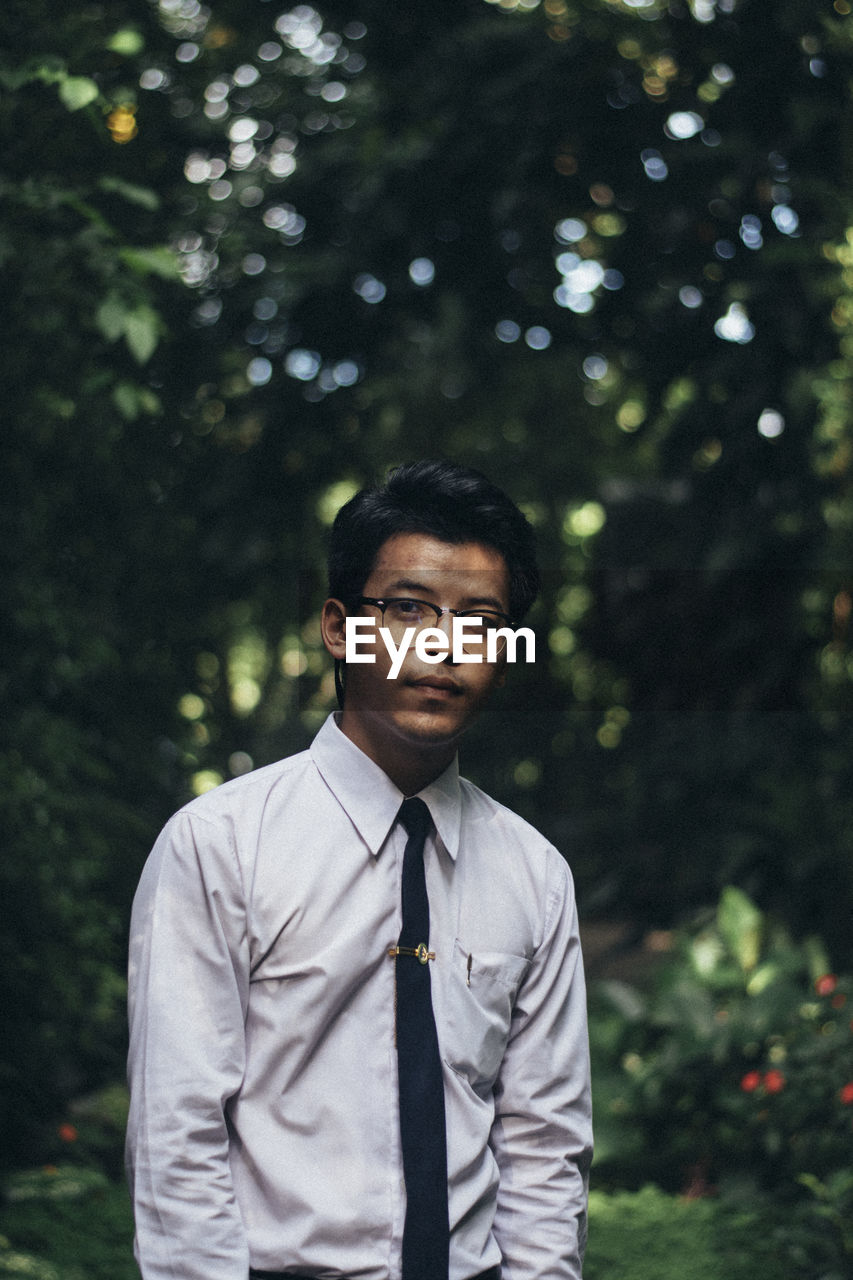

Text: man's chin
xmin=391 ymin=707 xmax=466 ymax=749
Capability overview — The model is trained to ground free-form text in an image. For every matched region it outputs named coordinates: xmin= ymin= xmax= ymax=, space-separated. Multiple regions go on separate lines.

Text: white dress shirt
xmin=126 ymin=713 xmax=592 ymax=1280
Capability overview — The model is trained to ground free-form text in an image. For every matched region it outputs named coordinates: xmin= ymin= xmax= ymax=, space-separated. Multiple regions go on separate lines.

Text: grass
xmin=0 ymin=1167 xmax=793 ymax=1280
xmin=585 ymin=1185 xmax=785 ymax=1280
xmin=0 ymin=1167 xmax=136 ymax=1280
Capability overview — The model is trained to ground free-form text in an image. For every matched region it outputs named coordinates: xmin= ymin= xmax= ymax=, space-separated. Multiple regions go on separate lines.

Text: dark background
xmin=3 ymin=0 xmax=853 ymax=1171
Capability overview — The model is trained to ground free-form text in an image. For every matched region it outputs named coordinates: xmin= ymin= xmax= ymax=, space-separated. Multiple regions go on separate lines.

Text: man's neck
xmin=337 ymin=711 xmax=455 ymax=796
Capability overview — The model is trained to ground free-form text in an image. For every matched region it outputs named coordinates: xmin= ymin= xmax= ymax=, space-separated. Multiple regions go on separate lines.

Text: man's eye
xmin=390 ymin=599 xmax=423 ymax=620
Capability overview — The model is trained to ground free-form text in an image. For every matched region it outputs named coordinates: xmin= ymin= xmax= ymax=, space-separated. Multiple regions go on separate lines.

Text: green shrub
xmin=585 ymin=1185 xmax=782 ymax=1280
xmin=0 ymin=1232 xmax=66 ymax=1280
xmin=589 ymin=887 xmax=853 ymax=1275
xmin=50 ymin=1084 xmax=130 ymax=1182
xmin=0 ymin=1172 xmax=786 ymax=1280
xmin=0 ymin=1167 xmax=136 ymax=1280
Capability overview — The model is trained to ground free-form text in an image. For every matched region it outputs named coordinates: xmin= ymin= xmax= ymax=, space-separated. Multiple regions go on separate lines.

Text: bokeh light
xmin=353 ymin=273 xmax=386 ymax=303
xmin=714 ymin=302 xmax=755 ymax=344
xmin=525 ymin=326 xmax=552 ymax=350
xmin=247 ymin=357 xmax=273 ymax=385
xmin=679 ymin=286 xmax=703 ymax=309
xmin=757 ymin=408 xmax=785 ymax=438
xmin=409 ymin=258 xmax=436 ymax=286
xmin=641 ymin=149 xmax=668 ymax=181
xmin=495 ymin=320 xmax=521 ymax=342
xmin=285 ymin=349 xmax=321 ymax=380
xmin=583 ymin=354 xmax=609 ymax=381
xmin=665 ymin=111 xmax=704 ymax=140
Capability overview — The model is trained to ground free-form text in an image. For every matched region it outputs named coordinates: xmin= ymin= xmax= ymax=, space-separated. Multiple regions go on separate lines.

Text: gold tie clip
xmin=388 ymin=943 xmax=435 ymax=964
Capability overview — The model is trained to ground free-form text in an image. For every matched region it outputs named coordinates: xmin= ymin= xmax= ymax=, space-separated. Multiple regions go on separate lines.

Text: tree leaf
xmin=57 ymin=75 xmax=99 ymax=112
xmin=95 ymin=291 xmax=128 ymax=343
xmin=123 ymin=305 xmax=160 ymax=364
xmin=107 ymin=28 xmax=145 ymax=56
xmin=136 ymin=387 xmax=162 ymax=416
xmin=100 ymin=177 xmax=160 ymax=211
xmin=717 ymin=887 xmax=763 ymax=974
xmin=596 ymin=979 xmax=647 ymax=1022
xmin=0 ymin=66 xmax=34 ymax=90
xmin=120 ymin=247 xmax=180 ymax=279
xmin=112 ymin=382 xmax=140 ymax=420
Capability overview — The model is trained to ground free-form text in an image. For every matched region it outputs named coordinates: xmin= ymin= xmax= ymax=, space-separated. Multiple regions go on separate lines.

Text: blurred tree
xmin=3 ymin=0 xmax=853 ymax=1168
xmin=139 ymin=0 xmax=853 ymax=942
xmin=0 ymin=0 xmax=195 ymax=1166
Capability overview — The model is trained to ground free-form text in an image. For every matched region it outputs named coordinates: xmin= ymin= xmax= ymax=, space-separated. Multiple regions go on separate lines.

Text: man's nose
xmin=422 ymin=614 xmax=456 ymax=660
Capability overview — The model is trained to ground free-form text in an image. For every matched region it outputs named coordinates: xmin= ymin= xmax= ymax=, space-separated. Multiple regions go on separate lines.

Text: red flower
xmin=816 ymin=974 xmax=838 ymax=997
xmin=58 ymin=1122 xmax=78 ymax=1143
xmin=764 ymin=1070 xmax=786 ymax=1094
xmin=832 ymin=992 xmax=846 ymax=1009
xmin=840 ymin=1082 xmax=853 ymax=1105
xmin=740 ymin=1071 xmax=761 ymax=1093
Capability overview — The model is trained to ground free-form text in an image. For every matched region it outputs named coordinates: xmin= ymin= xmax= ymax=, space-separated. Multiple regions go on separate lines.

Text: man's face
xmin=322 ymin=532 xmax=511 ymax=787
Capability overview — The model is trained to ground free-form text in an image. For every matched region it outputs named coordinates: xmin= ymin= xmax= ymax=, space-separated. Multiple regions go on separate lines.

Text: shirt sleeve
xmin=125 ymin=808 xmax=251 ymax=1280
xmin=488 ymin=853 xmax=593 ymax=1280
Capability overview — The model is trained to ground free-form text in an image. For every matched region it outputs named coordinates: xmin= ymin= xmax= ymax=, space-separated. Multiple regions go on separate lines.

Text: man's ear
xmin=320 ymin=598 xmax=349 ymax=660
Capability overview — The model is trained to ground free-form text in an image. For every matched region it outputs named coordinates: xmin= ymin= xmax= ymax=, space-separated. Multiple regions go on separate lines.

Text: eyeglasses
xmin=356 ymin=596 xmax=512 ymax=656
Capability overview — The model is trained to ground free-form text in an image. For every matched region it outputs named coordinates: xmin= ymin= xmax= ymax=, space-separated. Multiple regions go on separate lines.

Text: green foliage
xmin=0 ymin=1234 xmax=65 ymax=1280
xmin=0 ymin=1080 xmax=836 ymax=1280
xmin=590 ymin=889 xmax=853 ymax=1275
xmin=0 ymin=1166 xmax=787 ymax=1280
xmin=55 ymin=1085 xmax=131 ymax=1183
xmin=3 ymin=0 xmax=853 ymax=1185
xmin=797 ymin=1169 xmax=853 ymax=1261
xmin=0 ymin=0 xmax=198 ymax=1171
xmin=0 ymin=56 xmax=99 ymax=111
xmin=118 ymin=0 xmax=853 ymax=954
xmin=57 ymin=76 xmax=100 ymax=112
xmin=0 ymin=1168 xmax=136 ymax=1280
xmin=585 ymin=1185 xmax=782 ymax=1280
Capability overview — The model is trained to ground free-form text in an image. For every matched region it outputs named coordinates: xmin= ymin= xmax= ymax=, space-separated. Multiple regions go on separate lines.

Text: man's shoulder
xmin=455 ymin=777 xmax=576 ymax=935
xmin=175 ymin=745 xmax=315 ymax=826
xmin=457 ymin=774 xmax=564 ymax=866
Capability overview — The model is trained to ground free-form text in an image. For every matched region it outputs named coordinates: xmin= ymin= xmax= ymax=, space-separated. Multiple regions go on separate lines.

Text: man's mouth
xmin=409 ymin=676 xmax=461 ymax=695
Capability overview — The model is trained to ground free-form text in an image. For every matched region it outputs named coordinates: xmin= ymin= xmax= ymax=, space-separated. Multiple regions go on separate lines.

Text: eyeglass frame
xmin=355 ymin=596 xmax=514 ymax=631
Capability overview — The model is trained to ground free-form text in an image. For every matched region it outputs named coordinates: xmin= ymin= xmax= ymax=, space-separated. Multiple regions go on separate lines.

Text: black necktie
xmin=394 ymin=797 xmax=449 ymax=1280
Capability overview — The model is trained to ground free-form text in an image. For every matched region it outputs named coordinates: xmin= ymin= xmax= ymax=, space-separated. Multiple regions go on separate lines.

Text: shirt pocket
xmin=441 ymin=937 xmax=528 ymax=1088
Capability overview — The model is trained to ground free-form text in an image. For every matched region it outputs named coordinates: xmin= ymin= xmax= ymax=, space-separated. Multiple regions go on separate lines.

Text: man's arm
xmin=126 ymin=808 xmax=251 ymax=1280
xmin=488 ymin=854 xmax=593 ymax=1280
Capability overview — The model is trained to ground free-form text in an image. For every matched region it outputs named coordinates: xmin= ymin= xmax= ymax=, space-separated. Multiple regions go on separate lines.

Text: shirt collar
xmin=310 ymin=713 xmax=462 ymax=860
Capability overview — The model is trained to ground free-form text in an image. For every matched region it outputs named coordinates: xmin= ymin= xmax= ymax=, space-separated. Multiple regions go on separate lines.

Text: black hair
xmin=328 ymin=459 xmax=540 ymax=620
xmin=328 ymin=461 xmax=539 ymax=703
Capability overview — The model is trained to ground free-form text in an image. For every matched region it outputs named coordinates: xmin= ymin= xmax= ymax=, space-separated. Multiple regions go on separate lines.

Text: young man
xmin=126 ymin=460 xmax=592 ymax=1280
